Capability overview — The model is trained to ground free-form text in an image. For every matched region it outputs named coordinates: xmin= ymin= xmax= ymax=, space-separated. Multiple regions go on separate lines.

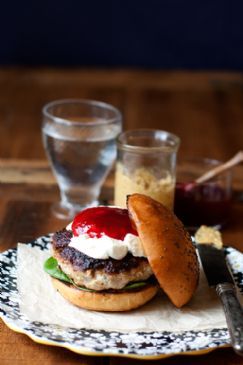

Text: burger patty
xmin=52 ymin=229 xmax=149 ymax=274
xmin=52 ymin=229 xmax=153 ymax=291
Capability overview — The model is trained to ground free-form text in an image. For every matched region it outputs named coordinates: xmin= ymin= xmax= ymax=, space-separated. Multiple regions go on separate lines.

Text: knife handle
xmin=216 ymin=283 xmax=243 ymax=355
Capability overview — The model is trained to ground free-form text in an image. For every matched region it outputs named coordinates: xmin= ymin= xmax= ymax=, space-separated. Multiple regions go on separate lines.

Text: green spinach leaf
xmin=44 ymin=257 xmax=72 ymax=283
xmin=123 ymin=281 xmax=147 ymax=290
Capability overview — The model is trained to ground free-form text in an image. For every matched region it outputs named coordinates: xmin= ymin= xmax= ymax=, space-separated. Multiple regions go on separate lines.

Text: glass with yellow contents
xmin=114 ymin=129 xmax=180 ymax=209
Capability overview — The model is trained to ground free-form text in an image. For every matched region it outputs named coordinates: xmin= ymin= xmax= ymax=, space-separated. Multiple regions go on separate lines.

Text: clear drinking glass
xmin=114 ymin=129 xmax=180 ymax=209
xmin=42 ymin=99 xmax=122 ymax=219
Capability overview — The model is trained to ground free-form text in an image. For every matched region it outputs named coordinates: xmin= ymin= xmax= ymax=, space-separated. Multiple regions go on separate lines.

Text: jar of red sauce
xmin=174 ymin=158 xmax=232 ymax=231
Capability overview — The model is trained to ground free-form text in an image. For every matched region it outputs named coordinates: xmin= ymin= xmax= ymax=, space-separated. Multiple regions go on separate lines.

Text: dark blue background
xmin=0 ymin=0 xmax=242 ymax=69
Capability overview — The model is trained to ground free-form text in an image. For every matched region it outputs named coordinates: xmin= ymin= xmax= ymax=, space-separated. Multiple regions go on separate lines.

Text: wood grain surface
xmin=0 ymin=68 xmax=243 ymax=365
xmin=1 ymin=68 xmax=243 ymax=160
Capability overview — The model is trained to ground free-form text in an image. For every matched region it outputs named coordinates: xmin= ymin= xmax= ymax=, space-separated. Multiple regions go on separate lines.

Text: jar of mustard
xmin=114 ymin=129 xmax=180 ymax=210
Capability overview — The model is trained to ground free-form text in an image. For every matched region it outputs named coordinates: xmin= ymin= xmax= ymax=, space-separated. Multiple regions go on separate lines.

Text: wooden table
xmin=0 ymin=68 xmax=243 ymax=364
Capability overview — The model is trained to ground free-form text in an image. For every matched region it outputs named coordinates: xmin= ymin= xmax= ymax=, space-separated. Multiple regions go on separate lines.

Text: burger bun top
xmin=127 ymin=194 xmax=199 ymax=308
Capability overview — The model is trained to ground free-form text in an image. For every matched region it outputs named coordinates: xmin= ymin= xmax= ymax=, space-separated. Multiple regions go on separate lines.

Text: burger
xmin=44 ymin=194 xmax=199 ymax=311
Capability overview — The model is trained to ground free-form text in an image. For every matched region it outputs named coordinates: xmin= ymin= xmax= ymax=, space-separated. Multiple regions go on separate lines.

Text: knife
xmin=197 ymin=244 xmax=243 ymax=355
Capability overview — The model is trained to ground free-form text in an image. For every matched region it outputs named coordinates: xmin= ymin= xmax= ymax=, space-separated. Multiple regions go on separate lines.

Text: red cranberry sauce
xmin=71 ymin=207 xmax=138 ymax=240
xmin=174 ymin=181 xmax=231 ymax=228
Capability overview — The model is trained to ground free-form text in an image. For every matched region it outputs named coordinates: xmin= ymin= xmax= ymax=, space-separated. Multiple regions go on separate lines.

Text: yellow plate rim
xmin=1 ymin=316 xmax=230 ymax=360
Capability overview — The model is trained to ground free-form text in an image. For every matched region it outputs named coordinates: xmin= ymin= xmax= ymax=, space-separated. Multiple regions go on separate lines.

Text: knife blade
xmin=197 ymin=244 xmax=234 ymax=286
xmin=197 ymin=244 xmax=243 ymax=355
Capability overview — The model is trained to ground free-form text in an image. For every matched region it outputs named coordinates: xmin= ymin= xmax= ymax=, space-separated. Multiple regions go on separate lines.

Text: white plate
xmin=0 ymin=235 xmax=242 ymax=359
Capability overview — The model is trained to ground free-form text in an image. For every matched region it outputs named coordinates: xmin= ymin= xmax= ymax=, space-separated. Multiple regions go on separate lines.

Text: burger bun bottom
xmin=51 ymin=278 xmax=158 ymax=312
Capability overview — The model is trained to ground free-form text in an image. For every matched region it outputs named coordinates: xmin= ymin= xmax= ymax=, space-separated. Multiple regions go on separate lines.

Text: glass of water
xmin=42 ymin=99 xmax=122 ymax=219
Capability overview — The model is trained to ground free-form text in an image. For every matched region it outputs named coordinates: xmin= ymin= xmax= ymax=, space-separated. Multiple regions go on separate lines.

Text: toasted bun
xmin=51 ymin=278 xmax=158 ymax=312
xmin=127 ymin=194 xmax=199 ymax=308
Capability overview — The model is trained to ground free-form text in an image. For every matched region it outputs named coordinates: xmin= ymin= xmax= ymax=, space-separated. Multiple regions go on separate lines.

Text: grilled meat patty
xmin=52 ymin=229 xmax=153 ymax=291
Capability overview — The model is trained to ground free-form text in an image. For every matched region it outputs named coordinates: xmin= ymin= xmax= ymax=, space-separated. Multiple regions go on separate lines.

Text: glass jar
xmin=174 ymin=158 xmax=232 ymax=230
xmin=114 ymin=129 xmax=180 ymax=209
